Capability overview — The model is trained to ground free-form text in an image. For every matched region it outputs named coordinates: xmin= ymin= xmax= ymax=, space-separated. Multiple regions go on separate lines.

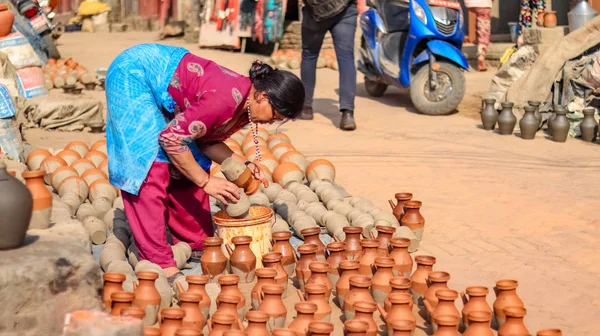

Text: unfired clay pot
xmin=110 ymin=291 xmax=135 ymax=317
xmin=201 ymin=237 xmax=228 ymax=279
xmin=461 ymin=286 xmax=492 ymax=329
xmin=390 ymin=320 xmax=416 ymax=336
xmin=262 ymin=252 xmax=289 ymax=297
xmin=519 ymin=106 xmax=539 ymax=140
xmin=301 ymin=227 xmax=327 ymax=260
xmin=493 ymin=279 xmax=524 ymax=328
xmin=208 ymin=312 xmax=235 ymax=336
xmin=580 ymin=108 xmax=598 ymax=142
xmin=305 ymin=159 xmax=336 ymax=183
xmin=177 ymin=275 xmax=211 ymax=320
xmin=433 ymin=315 xmax=461 ymax=336
xmin=81 ymin=168 xmax=108 ymax=187
xmin=257 ymin=284 xmax=287 ymax=330
xmin=371 ymin=257 xmax=395 ymax=306
xmin=358 ymin=239 xmax=379 ymax=277
xmin=272 ymin=162 xmax=303 ymax=187
xmin=480 ymin=98 xmax=498 ymax=131
xmin=552 ymin=106 xmax=570 ymax=143
xmin=40 ymin=155 xmax=67 ymax=185
xmin=279 ymin=150 xmax=308 ymax=171
xmin=26 ymin=148 xmax=52 ymax=171
xmin=389 ymin=238 xmax=413 ymax=277
xmin=71 ymin=158 xmax=96 ymax=176
xmin=536 ymin=329 xmax=562 ymax=336
xmin=400 ymin=200 xmax=425 ymax=242
xmin=121 ymin=307 xmax=146 ymax=320
xmin=214 ymin=295 xmax=243 ymax=330
xmin=134 ymin=271 xmax=161 ymax=324
xmin=271 ymin=231 xmax=297 ymax=277
xmin=352 ymin=302 xmax=378 ymax=336
xmin=65 ymin=141 xmax=89 ymax=158
xmin=463 ymin=311 xmax=494 ymax=336
xmin=343 ymin=275 xmax=375 ymax=321
xmin=498 ymin=102 xmax=517 ymax=135
xmin=389 ymin=192 xmax=412 ymax=221
xmin=304 ymin=283 xmax=332 ymax=321
xmin=22 ymin=170 xmax=52 ymax=230
xmin=373 ymin=225 xmax=395 ymax=256
xmin=227 ymin=236 xmax=256 ymax=283
xmin=410 ymin=255 xmax=436 ymax=305
xmin=251 ymin=268 xmax=277 ymax=309
xmin=57 ymin=149 xmax=82 ymax=166
xmin=51 ymin=166 xmax=78 ymax=191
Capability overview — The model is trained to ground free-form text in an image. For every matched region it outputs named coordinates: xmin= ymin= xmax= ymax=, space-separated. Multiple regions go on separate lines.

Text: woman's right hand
xmin=203 ymin=176 xmax=240 ymax=205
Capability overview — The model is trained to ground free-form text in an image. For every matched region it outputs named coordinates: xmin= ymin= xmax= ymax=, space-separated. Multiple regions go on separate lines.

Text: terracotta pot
xmin=201 ymin=237 xmax=228 ymax=279
xmin=133 ymin=271 xmax=161 ymax=313
xmin=22 ymin=170 xmax=52 ymax=230
xmin=288 ymin=302 xmax=318 ymax=335
xmin=295 ymin=244 xmax=318 ymax=291
xmin=272 ymin=162 xmax=303 ymax=187
xmin=498 ymin=307 xmax=529 ymax=336
xmin=257 ymin=284 xmax=287 ymax=330
xmin=57 ymin=149 xmax=82 ymax=166
xmin=267 ymin=132 xmax=291 ymax=148
xmin=81 ymin=168 xmax=108 ymax=187
xmin=343 ymin=227 xmax=363 ymax=260
xmin=208 ymin=312 xmax=235 ymax=336
xmin=279 ymin=150 xmax=308 ymax=171
xmin=99 ymin=159 xmax=109 ymax=176
xmin=26 ymin=148 xmax=52 ymax=171
xmin=88 ymin=178 xmax=118 ymax=203
xmin=271 ymin=142 xmax=296 ymax=159
xmin=389 ymin=238 xmax=413 ymax=277
xmin=480 ymin=98 xmax=498 ymax=131
xmin=91 ymin=139 xmax=107 ymax=154
xmin=84 ymin=150 xmax=108 ymax=167
xmin=400 ymin=200 xmax=425 ymax=241
xmin=373 ymin=225 xmax=395 ymax=256
xmin=176 ymin=328 xmax=202 ymax=336
xmin=410 ymin=255 xmax=436 ymax=306
xmin=51 ymin=165 xmax=79 ymax=191
xmin=271 ymin=231 xmax=297 ymax=277
xmin=301 ymin=227 xmax=327 ymax=260
xmin=424 ymin=271 xmax=451 ymax=314
xmin=103 ymin=272 xmax=126 ymax=309
xmin=344 ymin=320 xmax=369 ymax=336
xmin=580 ymin=108 xmax=598 ymax=142
xmin=71 ymin=158 xmax=95 ymax=176
xmin=305 ymin=261 xmax=333 ymax=300
xmin=40 ymin=155 xmax=67 ymax=184
xmin=385 ymin=277 xmax=413 ymax=312
xmin=262 ymin=252 xmax=289 ymax=297
xmin=58 ymin=175 xmax=89 ymax=202
xmin=222 ymin=331 xmax=247 ymax=336
xmin=216 ymin=274 xmax=246 ymax=318
xmin=537 ymin=329 xmax=562 ymax=336
xmin=336 ymin=260 xmax=361 ymax=310
xmin=178 ymin=275 xmax=211 ymax=320
xmin=379 ymin=292 xmax=415 ymax=333
xmin=498 ymin=101 xmax=517 ymax=135
xmin=271 ymin=329 xmax=296 ymax=336
xmin=307 ymin=322 xmax=333 ymax=336
xmin=325 ymin=241 xmax=347 ymax=285
xmin=226 ymin=236 xmax=256 ymax=283
xmin=65 ymin=141 xmax=90 ymax=158
xmin=179 ymin=292 xmax=205 ymax=330
xmin=388 ymin=192 xmax=412 ymax=221
xmin=343 ymin=275 xmax=375 ymax=321
xmin=245 ymin=310 xmax=270 ymax=336
xmin=121 ymin=307 xmax=146 ymax=320
xmin=433 ymin=315 xmax=461 ymax=336
xmin=110 ymin=291 xmax=135 ymax=316
xmin=463 ymin=311 xmax=494 ymax=336
xmin=536 ymin=10 xmax=545 ymax=26
xmin=160 ymin=308 xmax=186 ymax=336
xmin=389 ymin=320 xmax=416 ymax=336
xmin=304 ymin=283 xmax=332 ymax=321
xmin=461 ymin=286 xmax=492 ymax=329
xmin=214 ymin=295 xmax=243 ymax=330
xmin=0 ymin=4 xmax=15 ymax=37
xmin=371 ymin=257 xmax=395 ymax=306
xmin=305 ymin=159 xmax=336 ymax=183
xmin=251 ymin=268 xmax=277 ymax=309
xmin=351 ymin=302 xmax=378 ymax=336
xmin=552 ymin=106 xmax=570 ymax=143
xmin=493 ymin=279 xmax=524 ymax=328
xmin=544 ymin=11 xmax=557 ymax=28
xmin=520 ymin=106 xmax=539 ymax=140
xmin=358 ymin=239 xmax=379 ymax=276
xmin=427 ymin=289 xmax=460 ymax=333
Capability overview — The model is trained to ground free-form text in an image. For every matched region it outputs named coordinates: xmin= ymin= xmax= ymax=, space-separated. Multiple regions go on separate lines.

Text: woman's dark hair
xmin=249 ymin=60 xmax=305 ymax=119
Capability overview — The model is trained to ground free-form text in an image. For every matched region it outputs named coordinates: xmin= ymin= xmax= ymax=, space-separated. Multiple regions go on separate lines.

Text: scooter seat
xmin=375 ymin=0 xmax=410 ymax=32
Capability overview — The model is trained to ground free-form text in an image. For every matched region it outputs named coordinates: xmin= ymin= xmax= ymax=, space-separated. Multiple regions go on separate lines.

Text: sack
xmin=304 ymin=0 xmax=351 ymax=21
xmin=16 ymin=66 xmax=47 ymax=98
xmin=0 ymin=51 xmax=20 ymax=97
xmin=0 ymin=84 xmax=17 ymax=118
xmin=0 ymin=116 xmax=25 ymax=162
xmin=0 ymin=33 xmax=43 ymax=70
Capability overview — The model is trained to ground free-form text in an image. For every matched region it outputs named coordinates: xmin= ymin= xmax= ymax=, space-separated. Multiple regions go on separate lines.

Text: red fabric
xmin=122 ymin=161 xmax=213 ymax=268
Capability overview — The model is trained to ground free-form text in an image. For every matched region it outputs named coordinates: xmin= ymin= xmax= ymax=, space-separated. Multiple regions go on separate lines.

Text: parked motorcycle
xmin=11 ymin=0 xmax=61 ymax=59
xmin=358 ymin=0 xmax=468 ymax=115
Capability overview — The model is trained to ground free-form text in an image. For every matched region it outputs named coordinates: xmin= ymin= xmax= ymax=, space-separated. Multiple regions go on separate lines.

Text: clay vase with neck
xmin=180 ymin=275 xmax=211 ymax=320
xmin=378 ymin=292 xmax=415 ymax=333
xmin=433 ymin=316 xmax=461 ymax=336
xmin=580 ymin=108 xmax=598 ymax=142
xmin=493 ymin=279 xmax=524 ymax=328
xmin=520 ymin=106 xmax=539 ymax=139
xmin=295 ymin=244 xmax=318 ymax=291
xmin=343 ymin=226 xmax=363 ymax=260
xmin=133 ymin=271 xmax=161 ymax=314
xmin=537 ymin=329 xmax=562 ymax=336
xmin=498 ymin=101 xmax=517 ymax=135
xmin=271 ymin=231 xmax=297 ymax=277
xmin=410 ymin=255 xmax=436 ymax=306
xmin=244 ymin=311 xmax=270 ymax=336
xmin=427 ymin=289 xmax=460 ymax=333
xmin=390 ymin=320 xmax=416 ymax=336
xmin=201 ymin=237 xmax=228 ymax=280
xmin=208 ymin=312 xmax=236 ymax=336
xmin=160 ymin=307 xmax=186 ymax=336
xmin=351 ymin=302 xmax=378 ymax=336
xmin=343 ymin=275 xmax=375 ymax=321
xmin=371 ymin=257 xmax=395 ymax=306
xmin=215 ymin=295 xmax=243 ymax=330
xmin=0 ymin=5 xmax=15 ymax=37
xmin=288 ymin=302 xmax=318 ymax=336
xmin=385 ymin=277 xmax=413 ymax=311
xmin=262 ymin=252 xmax=289 ymax=297
xmin=326 ymin=241 xmax=347 ymax=285
xmin=0 ymin=162 xmax=32 ymax=249
xmin=345 ymin=320 xmax=369 ymax=336
xmin=304 ymin=283 xmax=332 ymax=321
xmin=424 ymin=271 xmax=451 ymax=315
xmin=552 ymin=106 xmax=570 ymax=142
xmin=374 ymin=225 xmax=395 ymax=256
xmin=481 ymin=98 xmax=498 ymax=130
xmin=389 ymin=192 xmax=413 ymax=220
xmin=301 ymin=227 xmax=327 ymax=260
xmin=271 ymin=329 xmax=297 ymax=336
xmin=103 ymin=272 xmax=126 ymax=310
xmin=309 ymin=321 xmax=334 ymax=336
xmin=528 ymin=100 xmax=542 ymax=127
xmin=336 ymin=260 xmax=361 ymax=310
xmin=544 ymin=11 xmax=557 ymax=27
xmin=498 ymin=307 xmax=529 ymax=336
xmin=358 ymin=239 xmax=379 ymax=277
xmin=110 ymin=291 xmax=135 ymax=316
xmin=217 ymin=274 xmax=246 ymax=318
xmin=305 ymin=261 xmax=333 ymax=301
xmin=389 ymin=238 xmax=413 ymax=277
xmin=461 ymin=286 xmax=492 ymax=329
xmin=463 ymin=311 xmax=494 ymax=336
xmin=251 ymin=268 xmax=277 ymax=309
xmin=228 ymin=236 xmax=256 ymax=283
xmin=179 ymin=292 xmax=205 ymax=331
xmin=401 ymin=200 xmax=425 ymax=241
xmin=176 ymin=328 xmax=202 ymax=336
xmin=257 ymin=284 xmax=287 ymax=330
xmin=22 ymin=170 xmax=52 ymax=230
xmin=121 ymin=307 xmax=146 ymax=320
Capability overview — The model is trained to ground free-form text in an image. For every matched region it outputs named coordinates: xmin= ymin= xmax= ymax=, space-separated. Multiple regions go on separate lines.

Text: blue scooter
xmin=357 ymin=0 xmax=468 ymax=115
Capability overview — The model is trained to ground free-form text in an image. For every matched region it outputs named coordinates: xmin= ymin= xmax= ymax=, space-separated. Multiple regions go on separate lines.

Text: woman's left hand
xmin=248 ymin=162 xmax=269 ymax=188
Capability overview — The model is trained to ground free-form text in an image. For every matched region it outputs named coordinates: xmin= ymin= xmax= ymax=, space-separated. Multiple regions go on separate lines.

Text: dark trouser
xmin=301 ymin=4 xmax=358 ymax=112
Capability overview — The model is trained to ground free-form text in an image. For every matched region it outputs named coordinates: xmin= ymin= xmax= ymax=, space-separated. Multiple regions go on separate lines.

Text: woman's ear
xmin=256 ymin=91 xmax=270 ymax=104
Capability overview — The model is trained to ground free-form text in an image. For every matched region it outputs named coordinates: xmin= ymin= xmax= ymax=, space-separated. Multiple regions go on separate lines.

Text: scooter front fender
xmin=360 ymin=9 xmax=386 ymax=50
xmin=412 ymin=40 xmax=469 ymax=70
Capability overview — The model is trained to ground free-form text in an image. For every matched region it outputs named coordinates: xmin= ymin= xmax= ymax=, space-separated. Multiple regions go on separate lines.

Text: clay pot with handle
xmin=358 ymin=239 xmax=379 ymax=277
xmin=492 ymin=279 xmax=524 ymax=328
xmin=177 ymin=275 xmax=211 ymax=320
xmin=385 ymin=277 xmax=413 ymax=312
xmin=325 ymin=241 xmax=347 ymax=285
xmin=400 ymin=200 xmax=425 ymax=241
xmin=377 ymin=292 xmax=415 ymax=334
xmin=287 ymin=302 xmax=318 ymax=336
xmin=425 ymin=289 xmax=460 ymax=333
xmin=343 ymin=226 xmax=363 ymax=260
xmin=257 ymin=284 xmax=287 ymax=330
xmin=305 ymin=261 xmax=333 ymax=301
xmin=410 ymin=255 xmax=436 ymax=306
xmin=295 ymin=244 xmax=318 ymax=291
xmin=389 ymin=238 xmax=413 ymax=277
xmin=207 ymin=312 xmax=236 ymax=336
xmin=388 ymin=192 xmax=412 ymax=221
xmin=216 ymin=274 xmax=246 ymax=318
xmin=423 ymin=271 xmax=451 ymax=315
xmin=343 ymin=275 xmax=375 ymax=321
xmin=103 ymin=272 xmax=126 ymax=310
xmin=336 ymin=260 xmax=360 ymax=310
xmin=251 ymin=268 xmax=277 ymax=309
xmin=262 ymin=252 xmax=289 ymax=297
xmin=371 ymin=257 xmax=395 ymax=306
xmin=301 ymin=227 xmax=327 ymax=260
xmin=351 ymin=302 xmax=378 ymax=336
xmin=460 ymin=286 xmax=492 ymax=329
xmin=498 ymin=307 xmax=529 ymax=336
xmin=372 ymin=225 xmax=395 ymax=256
xmin=179 ymin=292 xmax=205 ymax=331
xmin=302 ymin=283 xmax=332 ymax=321
xmin=214 ymin=295 xmax=244 ymax=330
xmin=200 ymin=237 xmax=228 ymax=279
xmin=463 ymin=311 xmax=494 ymax=336
xmin=244 ymin=311 xmax=270 ymax=336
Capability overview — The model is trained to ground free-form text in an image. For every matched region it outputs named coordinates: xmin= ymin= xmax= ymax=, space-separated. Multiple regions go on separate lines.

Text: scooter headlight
xmin=413 ymin=2 xmax=427 ymax=25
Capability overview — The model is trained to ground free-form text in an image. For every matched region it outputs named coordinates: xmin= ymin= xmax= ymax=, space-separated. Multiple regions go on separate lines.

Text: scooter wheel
xmin=364 ymin=76 xmax=388 ymax=97
xmin=410 ymin=61 xmax=465 ymax=116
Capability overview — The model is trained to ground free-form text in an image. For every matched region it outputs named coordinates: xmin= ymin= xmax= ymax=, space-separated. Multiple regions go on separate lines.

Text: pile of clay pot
xmin=266 ymin=49 xmax=338 ymax=71
xmin=43 ymin=57 xmax=102 ymax=92
xmin=25 ymin=140 xmax=121 ymax=243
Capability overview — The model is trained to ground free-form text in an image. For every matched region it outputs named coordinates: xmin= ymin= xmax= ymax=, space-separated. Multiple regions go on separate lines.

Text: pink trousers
xmin=122 ymin=161 xmax=213 ymax=268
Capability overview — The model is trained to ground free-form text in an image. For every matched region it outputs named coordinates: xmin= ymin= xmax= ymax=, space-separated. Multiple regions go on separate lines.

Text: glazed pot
xmin=216 ymin=274 xmax=246 ymax=318
xmin=177 ymin=275 xmax=211 ymax=320
xmin=498 ymin=307 xmax=529 ymax=336
xmin=371 ymin=257 xmax=395 ymax=306
xmin=344 ymin=320 xmax=370 ymax=336
xmin=579 ymin=108 xmax=598 ymax=142
xmin=343 ymin=226 xmax=363 ymax=260
xmin=201 ymin=237 xmax=228 ymax=279
xmin=493 ymin=279 xmax=524 ymax=328
xmin=427 ymin=289 xmax=460 ymax=333
xmin=103 ymin=272 xmax=126 ymax=309
xmin=389 ymin=320 xmax=416 ymax=336
xmin=262 ymin=252 xmax=289 ymax=297
xmin=245 ymin=311 xmax=270 ymax=336
xmin=378 ymin=292 xmax=415 ymax=333
xmin=305 ymin=159 xmax=336 ymax=183
xmin=251 ymin=268 xmax=277 ymax=309
xmin=301 ymin=227 xmax=327 ymax=260
xmin=160 ymin=308 xmax=186 ymax=336
xmin=519 ymin=106 xmax=539 ymax=139
xmin=257 ymin=284 xmax=287 ymax=330
xmin=433 ymin=315 xmax=461 ymax=336
xmin=385 ymin=277 xmax=413 ymax=312
xmin=208 ymin=312 xmax=235 ymax=336
xmin=423 ymin=271 xmax=451 ymax=315
xmin=410 ymin=255 xmax=436 ymax=306
xmin=480 ymin=98 xmax=498 ymax=130
xmin=295 ymin=244 xmax=318 ymax=291
xmin=304 ymin=283 xmax=332 ymax=321
xmin=497 ymin=101 xmax=517 ymax=135
xmin=22 ymin=170 xmax=52 ymax=230
xmin=0 ymin=5 xmax=14 ymax=37
xmin=460 ymin=286 xmax=492 ymax=329
xmin=309 ymin=321 xmax=334 ymax=336
xmin=389 ymin=238 xmax=413 ymax=277
xmin=388 ymin=192 xmax=413 ymax=221
xmin=288 ymin=302 xmax=318 ymax=336
xmin=352 ymin=302 xmax=378 ymax=336
xmin=305 ymin=261 xmax=333 ymax=300
xmin=544 ymin=11 xmax=557 ymax=27
xmin=401 ymin=200 xmax=425 ymax=241
xmin=528 ymin=100 xmax=542 ymax=128
xmin=110 ymin=291 xmax=135 ymax=316
xmin=325 ymin=241 xmax=347 ymax=285
xmin=552 ymin=106 xmax=570 ymax=142
xmin=358 ymin=239 xmax=379 ymax=276
xmin=271 ymin=231 xmax=297 ymax=277
xmin=343 ymin=275 xmax=375 ymax=321
xmin=336 ymin=260 xmax=361 ymax=310
xmin=179 ymin=292 xmax=205 ymax=331
xmin=227 ymin=236 xmax=256 ymax=283
xmin=463 ymin=311 xmax=494 ymax=336
xmin=214 ymin=295 xmax=244 ymax=330
xmin=373 ymin=225 xmax=395 ymax=256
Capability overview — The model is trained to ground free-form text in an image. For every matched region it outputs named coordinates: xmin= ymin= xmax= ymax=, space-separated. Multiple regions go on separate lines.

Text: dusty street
xmin=29 ymin=32 xmax=600 ymax=334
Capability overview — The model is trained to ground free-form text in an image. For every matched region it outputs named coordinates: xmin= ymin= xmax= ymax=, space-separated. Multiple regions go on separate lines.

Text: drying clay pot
xmin=461 ymin=286 xmax=492 ymax=329
xmin=113 ymin=196 xmax=124 ymax=209
xmin=336 ymin=260 xmax=360 ymax=310
xmin=258 ymin=153 xmax=279 ymax=174
xmin=216 ymin=275 xmax=247 ymax=319
xmin=380 ymin=292 xmax=415 ymax=334
xmin=330 ymin=201 xmax=354 ymax=217
xmin=305 ymin=261 xmax=333 ymax=300
xmin=200 ymin=237 xmax=228 ymax=279
xmin=371 ymin=257 xmax=395 ymax=306
xmin=82 ymin=168 xmax=108 ymax=186
xmin=103 ymin=272 xmax=126 ymax=309
xmin=295 ymin=244 xmax=318 ymax=291
xmin=248 ymin=191 xmax=269 ymax=207
xmin=245 ymin=311 xmax=270 ymax=336
xmin=580 ymin=108 xmax=598 ymax=142
xmin=242 ymin=136 xmax=267 ymax=154
xmin=320 ymin=188 xmax=343 ymax=206
xmin=227 ymin=236 xmax=257 ymax=283
xmin=22 ymin=170 xmax=53 ymax=230
xmin=226 ymin=190 xmax=251 ymax=218
xmin=65 ymin=141 xmax=90 ymax=158
xmin=271 ymin=231 xmax=297 ymax=277
xmin=91 ymin=140 xmax=107 ymax=154
xmin=275 ymin=190 xmax=297 ymax=204
xmin=71 ymin=158 xmax=96 ymax=177
xmin=93 ymin=196 xmax=113 ymax=218
xmin=279 ymin=151 xmax=309 ymax=171
xmin=296 ymin=189 xmax=319 ymax=203
xmin=301 ymin=227 xmax=327 ymax=260
xmin=401 ymin=200 xmax=425 ymax=242
xmin=343 ymin=275 xmax=375 ymax=321
xmin=103 ymin=208 xmax=116 ymax=231
xmin=89 ymin=179 xmax=118 ymax=203
xmin=385 ymin=277 xmax=413 ymax=312
xmin=272 ymin=200 xmax=298 ymax=222
xmin=61 ymin=191 xmax=82 ymax=216
xmin=480 ymin=98 xmax=498 ymax=131
xmin=77 ymin=203 xmax=97 ymax=222
xmin=344 ymin=320 xmax=369 ymax=336
xmin=99 ymin=159 xmax=109 ymax=177
xmin=552 ymin=106 xmax=570 ymax=143
xmin=389 ymin=192 xmax=413 ymax=221
xmin=304 ymin=283 xmax=332 ymax=321
xmin=267 ymin=132 xmax=291 ymax=149
xmin=463 ymin=311 xmax=494 ymax=336
xmin=271 ymin=142 xmax=295 ymax=160
xmin=83 ymin=216 xmax=107 ymax=244
xmin=498 ymin=101 xmax=517 ymax=135
xmin=57 ymin=149 xmax=82 ymax=166
xmin=427 ymin=289 xmax=460 ymax=333
xmin=287 ymin=302 xmax=318 ymax=335
xmin=58 ymin=175 xmax=89 ymax=202
xmin=0 ymin=162 xmax=32 ymax=249
xmin=358 ymin=239 xmax=379 ymax=277
xmin=305 ymin=159 xmax=335 ymax=183
xmin=262 ymin=252 xmax=289 ymax=297
xmin=519 ymin=106 xmax=539 ymax=140
xmin=172 ymin=242 xmax=192 ymax=269
xmin=110 ymin=291 xmax=135 ymax=316
xmin=410 ymin=255 xmax=436 ymax=306
xmin=221 ymin=158 xmax=261 ymax=195
xmin=40 ymin=155 xmax=67 ymax=185
xmin=305 ymin=203 xmax=329 ymax=225
xmin=424 ymin=271 xmax=451 ymax=314
xmin=325 ymin=242 xmax=346 ymax=285
xmin=352 ymin=302 xmax=378 ymax=336
xmin=392 ymin=226 xmax=419 ymax=252
xmin=493 ymin=279 xmax=524 ymax=328
xmin=160 ymin=307 xmax=186 ymax=336
xmin=433 ymin=316 xmax=461 ymax=336
xmin=257 ymin=284 xmax=287 ymax=330
xmin=389 ymin=238 xmax=413 ymax=277
xmin=273 ymin=162 xmax=303 ymax=187
xmin=263 ymin=184 xmax=283 ymax=203
xmin=308 ymin=321 xmax=334 ymax=336
xmin=251 ymin=268 xmax=277 ymax=310
xmin=244 ymin=146 xmax=270 ymax=162
xmin=272 ymin=214 xmax=290 ymax=232
xmin=51 ymin=166 xmax=78 ymax=191
xmin=26 ymin=148 xmax=52 ymax=171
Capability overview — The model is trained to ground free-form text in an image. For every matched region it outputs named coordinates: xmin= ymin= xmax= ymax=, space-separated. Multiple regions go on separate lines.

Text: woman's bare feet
xmin=164 ymin=266 xmax=180 ymax=278
xmin=478 ymin=56 xmax=488 ymax=72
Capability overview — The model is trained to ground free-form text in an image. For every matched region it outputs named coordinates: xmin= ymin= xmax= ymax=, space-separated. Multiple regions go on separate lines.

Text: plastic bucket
xmin=213 ymin=206 xmax=274 ymax=268
xmin=508 ymin=22 xmax=519 ymax=43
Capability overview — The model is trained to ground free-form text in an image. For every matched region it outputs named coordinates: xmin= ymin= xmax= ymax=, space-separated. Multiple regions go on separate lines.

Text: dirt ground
xmin=27 ymin=32 xmax=600 ymax=335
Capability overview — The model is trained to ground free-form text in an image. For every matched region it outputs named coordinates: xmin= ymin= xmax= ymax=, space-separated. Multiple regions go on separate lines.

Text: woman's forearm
xmin=168 ymin=151 xmax=209 ymax=187
xmin=202 ymin=142 xmax=247 ymax=164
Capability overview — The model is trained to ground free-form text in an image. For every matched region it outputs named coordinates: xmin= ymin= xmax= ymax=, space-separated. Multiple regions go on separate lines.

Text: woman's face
xmin=248 ymin=89 xmax=285 ymax=124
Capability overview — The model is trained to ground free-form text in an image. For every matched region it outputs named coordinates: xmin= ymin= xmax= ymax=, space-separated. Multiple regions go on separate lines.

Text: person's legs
xmin=330 ymin=4 xmax=358 ymax=130
xmin=471 ymin=7 xmax=491 ymax=71
xmin=300 ymin=7 xmax=328 ymax=120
